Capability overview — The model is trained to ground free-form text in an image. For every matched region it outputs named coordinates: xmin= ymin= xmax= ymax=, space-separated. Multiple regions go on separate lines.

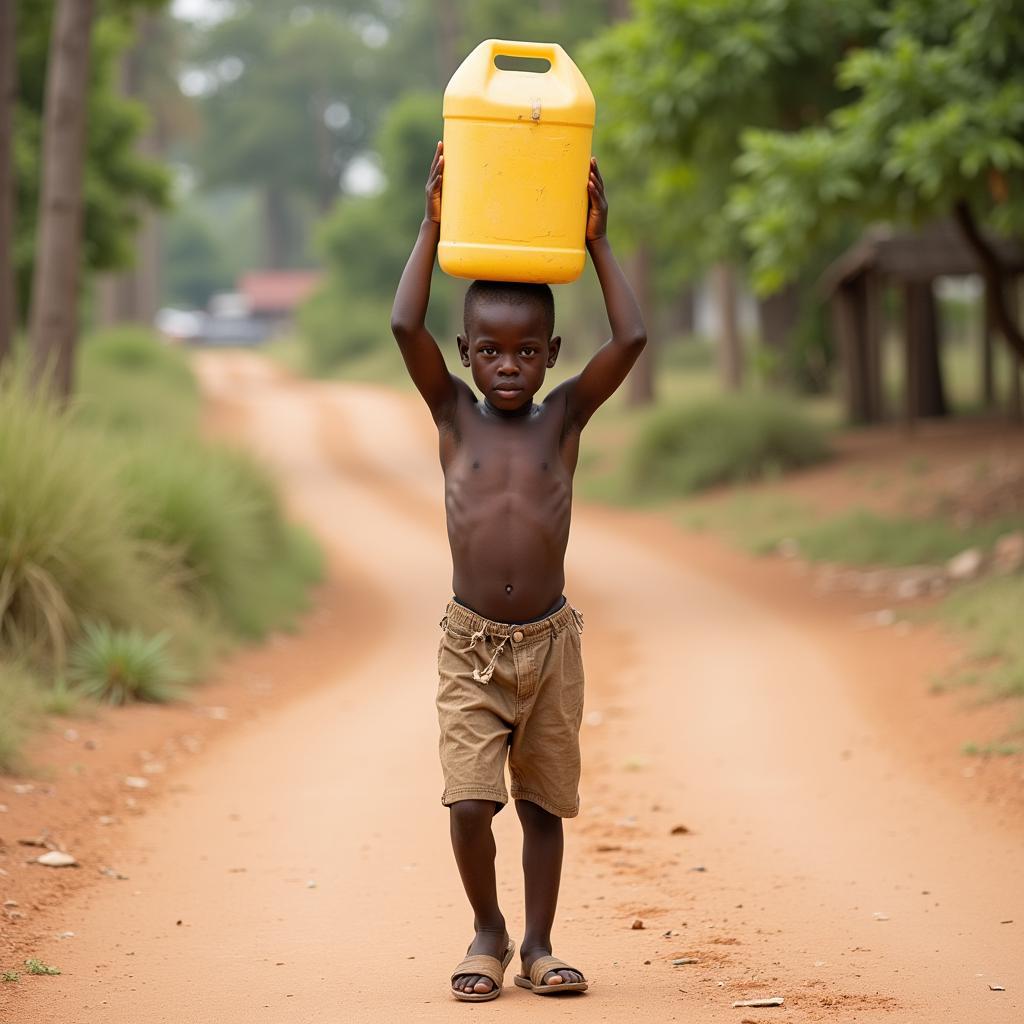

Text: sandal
xmin=514 ymin=954 xmax=589 ymax=995
xmin=450 ymin=937 xmax=516 ymax=1002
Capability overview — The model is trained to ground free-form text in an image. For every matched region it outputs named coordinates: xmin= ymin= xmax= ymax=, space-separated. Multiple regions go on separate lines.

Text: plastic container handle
xmin=488 ymin=39 xmax=558 ymax=66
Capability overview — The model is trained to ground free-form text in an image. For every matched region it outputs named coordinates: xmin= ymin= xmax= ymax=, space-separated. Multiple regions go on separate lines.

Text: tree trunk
xmin=627 ymin=244 xmax=655 ymax=406
xmin=902 ymin=280 xmax=948 ymax=422
xmin=670 ymin=283 xmax=695 ymax=337
xmin=97 ymin=10 xmax=163 ymax=326
xmin=713 ymin=261 xmax=743 ymax=390
xmin=30 ymin=0 xmax=96 ymax=399
xmin=263 ymin=185 xmax=290 ymax=269
xmin=981 ymin=283 xmax=996 ymax=409
xmin=0 ymin=0 xmax=17 ymax=364
xmin=953 ymin=198 xmax=1024 ymax=361
xmin=756 ymin=281 xmax=799 ymax=386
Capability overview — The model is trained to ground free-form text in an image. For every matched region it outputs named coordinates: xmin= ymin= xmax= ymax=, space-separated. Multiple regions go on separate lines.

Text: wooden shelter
xmin=821 ymin=222 xmax=1024 ymax=425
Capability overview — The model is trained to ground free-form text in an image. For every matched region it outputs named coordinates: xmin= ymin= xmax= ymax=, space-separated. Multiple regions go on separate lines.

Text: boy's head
xmin=458 ymin=281 xmax=561 ymax=412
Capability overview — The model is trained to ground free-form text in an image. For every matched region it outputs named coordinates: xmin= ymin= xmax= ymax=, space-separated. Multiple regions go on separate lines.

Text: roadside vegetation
xmin=0 ymin=329 xmax=322 ymax=772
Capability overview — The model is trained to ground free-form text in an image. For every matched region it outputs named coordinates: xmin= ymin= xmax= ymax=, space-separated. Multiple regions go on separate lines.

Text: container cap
xmin=443 ymin=39 xmax=595 ymax=127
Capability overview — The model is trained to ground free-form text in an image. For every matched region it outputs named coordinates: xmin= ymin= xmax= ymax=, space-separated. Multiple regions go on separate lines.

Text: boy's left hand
xmin=586 ymin=157 xmax=608 ymax=242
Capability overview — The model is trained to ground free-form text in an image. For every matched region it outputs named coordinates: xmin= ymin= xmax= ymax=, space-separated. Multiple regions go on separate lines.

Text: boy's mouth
xmin=494 ymin=384 xmax=522 ymax=395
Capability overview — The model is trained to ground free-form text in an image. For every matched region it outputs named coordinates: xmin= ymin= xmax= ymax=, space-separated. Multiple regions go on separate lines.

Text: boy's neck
xmin=483 ymin=396 xmax=534 ymax=419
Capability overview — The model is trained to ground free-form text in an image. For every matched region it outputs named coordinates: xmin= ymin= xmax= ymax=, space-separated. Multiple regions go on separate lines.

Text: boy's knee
xmin=515 ymin=798 xmax=560 ymax=828
xmin=449 ymin=799 xmax=497 ymax=835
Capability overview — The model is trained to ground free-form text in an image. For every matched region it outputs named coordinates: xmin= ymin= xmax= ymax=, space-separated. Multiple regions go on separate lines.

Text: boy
xmin=390 ymin=141 xmax=646 ymax=1002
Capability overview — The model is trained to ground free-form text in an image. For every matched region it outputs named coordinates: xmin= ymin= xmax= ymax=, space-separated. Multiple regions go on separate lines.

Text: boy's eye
xmin=520 ymin=347 xmax=536 ymax=356
xmin=480 ymin=346 xmax=496 ymax=356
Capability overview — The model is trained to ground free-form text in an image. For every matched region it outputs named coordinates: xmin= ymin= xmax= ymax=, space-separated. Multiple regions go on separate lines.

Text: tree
xmin=585 ymin=0 xmax=876 ymax=390
xmin=29 ymin=0 xmax=97 ymax=397
xmin=733 ymin=0 xmax=1024 ymax=363
xmin=17 ymin=1 xmax=169 ymax=396
xmin=0 ymin=0 xmax=15 ymax=365
xmin=193 ymin=2 xmax=394 ymax=267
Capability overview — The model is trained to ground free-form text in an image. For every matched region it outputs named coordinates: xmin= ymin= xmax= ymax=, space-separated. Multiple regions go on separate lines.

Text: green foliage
xmin=306 ymin=91 xmax=453 ymax=372
xmin=0 ymin=366 xmax=181 ymax=667
xmin=300 ymin=287 xmax=389 ymax=372
xmin=0 ymin=662 xmax=42 ymax=774
xmin=69 ymin=623 xmax=181 ymax=705
xmin=780 ymin=509 xmax=1017 ymax=566
xmin=0 ymin=329 xmax=322 ymax=768
xmin=1 ymin=970 xmax=19 ymax=983
xmin=39 ymin=675 xmax=82 ymax=717
xmin=940 ymin=574 xmax=1024 ymax=699
xmin=12 ymin=2 xmax=172 ymax=316
xmin=627 ymin=396 xmax=832 ymax=495
xmin=120 ymin=438 xmax=322 ymax=638
xmin=160 ymin=208 xmax=236 ymax=309
xmin=23 ymin=959 xmax=60 ymax=977
xmin=76 ymin=327 xmax=199 ymax=436
xmin=585 ymin=0 xmax=874 ymax=267
xmin=733 ymin=0 xmax=1024 ymax=291
xmin=194 ymin=2 xmax=391 ymax=238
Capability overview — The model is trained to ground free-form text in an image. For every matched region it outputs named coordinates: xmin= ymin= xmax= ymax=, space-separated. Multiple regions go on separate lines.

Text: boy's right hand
xmin=425 ymin=141 xmax=444 ymax=223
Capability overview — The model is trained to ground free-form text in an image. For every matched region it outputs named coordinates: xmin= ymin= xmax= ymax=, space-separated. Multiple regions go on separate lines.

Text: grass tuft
xmin=23 ymin=959 xmax=60 ymax=976
xmin=69 ymin=623 xmax=182 ymax=706
xmin=0 ymin=663 xmax=42 ymax=774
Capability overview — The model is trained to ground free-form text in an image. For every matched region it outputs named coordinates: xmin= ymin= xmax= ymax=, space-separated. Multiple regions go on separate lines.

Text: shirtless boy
xmin=390 ymin=141 xmax=646 ymax=1002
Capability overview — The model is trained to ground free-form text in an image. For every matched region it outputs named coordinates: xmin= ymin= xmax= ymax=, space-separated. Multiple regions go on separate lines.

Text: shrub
xmin=627 ymin=396 xmax=832 ymax=496
xmin=119 ymin=438 xmax=322 ymax=638
xmin=0 ymin=662 xmax=42 ymax=773
xmin=76 ymin=328 xmax=199 ymax=438
xmin=69 ymin=623 xmax=181 ymax=705
xmin=0 ymin=372 xmax=181 ymax=666
xmin=300 ymin=284 xmax=388 ymax=373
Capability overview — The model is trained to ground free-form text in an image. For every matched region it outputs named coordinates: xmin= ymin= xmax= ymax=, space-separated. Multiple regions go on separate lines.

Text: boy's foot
xmin=451 ymin=927 xmax=512 ymax=996
xmin=519 ymin=945 xmax=587 ymax=990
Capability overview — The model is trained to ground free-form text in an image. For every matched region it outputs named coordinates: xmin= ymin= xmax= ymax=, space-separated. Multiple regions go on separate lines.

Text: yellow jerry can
xmin=439 ymin=39 xmax=596 ymax=285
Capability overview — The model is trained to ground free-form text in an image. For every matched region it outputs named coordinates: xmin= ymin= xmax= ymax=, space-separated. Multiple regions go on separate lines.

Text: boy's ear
xmin=546 ymin=335 xmax=562 ymax=368
xmin=457 ymin=334 xmax=471 ymax=367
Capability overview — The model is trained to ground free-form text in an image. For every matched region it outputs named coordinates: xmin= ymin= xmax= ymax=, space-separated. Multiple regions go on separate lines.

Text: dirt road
xmin=5 ymin=353 xmax=1021 ymax=1022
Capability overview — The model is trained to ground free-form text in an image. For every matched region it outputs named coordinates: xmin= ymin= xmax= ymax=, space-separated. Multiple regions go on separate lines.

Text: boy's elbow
xmin=620 ymin=327 xmax=647 ymax=351
xmin=390 ymin=315 xmax=414 ymax=343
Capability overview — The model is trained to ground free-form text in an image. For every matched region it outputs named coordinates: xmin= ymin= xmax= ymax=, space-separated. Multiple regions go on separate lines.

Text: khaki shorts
xmin=436 ymin=598 xmax=586 ymax=818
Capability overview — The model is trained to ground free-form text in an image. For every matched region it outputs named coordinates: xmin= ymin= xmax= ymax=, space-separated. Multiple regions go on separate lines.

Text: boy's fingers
xmin=592 ymin=160 xmax=604 ymax=186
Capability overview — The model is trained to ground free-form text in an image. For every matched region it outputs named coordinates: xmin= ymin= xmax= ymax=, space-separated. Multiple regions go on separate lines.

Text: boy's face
xmin=458 ymin=298 xmax=561 ymax=412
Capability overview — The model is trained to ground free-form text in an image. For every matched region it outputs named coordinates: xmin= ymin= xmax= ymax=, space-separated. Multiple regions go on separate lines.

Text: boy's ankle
xmin=473 ymin=916 xmax=507 ymax=936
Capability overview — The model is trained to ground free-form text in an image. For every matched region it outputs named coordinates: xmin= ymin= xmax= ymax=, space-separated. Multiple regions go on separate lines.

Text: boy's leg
xmin=449 ymin=799 xmax=509 ymax=995
xmin=516 ymin=798 xmax=586 ymax=986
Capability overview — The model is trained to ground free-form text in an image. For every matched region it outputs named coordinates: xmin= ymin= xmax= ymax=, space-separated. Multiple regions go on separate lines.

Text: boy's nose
xmin=497 ymin=362 xmax=518 ymax=376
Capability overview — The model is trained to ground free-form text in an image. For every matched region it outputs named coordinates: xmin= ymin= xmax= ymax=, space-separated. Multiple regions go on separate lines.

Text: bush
xmin=299 ymin=283 xmax=389 ymax=373
xmin=76 ymin=327 xmax=199 ymax=437
xmin=0 ymin=371 xmax=182 ymax=666
xmin=69 ymin=623 xmax=181 ymax=705
xmin=627 ymin=396 xmax=832 ymax=496
xmin=120 ymin=439 xmax=322 ymax=638
xmin=0 ymin=329 xmax=323 ymax=770
xmin=0 ymin=662 xmax=42 ymax=774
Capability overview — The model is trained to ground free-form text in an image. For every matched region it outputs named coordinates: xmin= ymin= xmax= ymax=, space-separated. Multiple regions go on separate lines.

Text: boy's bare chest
xmin=441 ymin=406 xmax=576 ymax=500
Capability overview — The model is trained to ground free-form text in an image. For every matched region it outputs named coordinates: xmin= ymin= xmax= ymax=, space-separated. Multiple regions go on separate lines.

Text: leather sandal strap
xmin=529 ymin=955 xmax=579 ymax=987
xmin=451 ymin=954 xmax=504 ymax=987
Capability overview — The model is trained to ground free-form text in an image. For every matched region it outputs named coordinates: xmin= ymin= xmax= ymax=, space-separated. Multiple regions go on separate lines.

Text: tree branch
xmin=953 ymin=198 xmax=1024 ymax=361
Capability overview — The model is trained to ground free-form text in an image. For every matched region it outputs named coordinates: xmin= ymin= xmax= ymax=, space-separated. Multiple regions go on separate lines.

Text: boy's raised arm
xmin=561 ymin=158 xmax=647 ymax=428
xmin=390 ymin=142 xmax=459 ymax=421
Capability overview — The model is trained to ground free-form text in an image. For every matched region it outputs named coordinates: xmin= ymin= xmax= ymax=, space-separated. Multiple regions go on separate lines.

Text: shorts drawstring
xmin=440 ymin=616 xmax=510 ymax=685
xmin=440 ymin=603 xmax=582 ymax=686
